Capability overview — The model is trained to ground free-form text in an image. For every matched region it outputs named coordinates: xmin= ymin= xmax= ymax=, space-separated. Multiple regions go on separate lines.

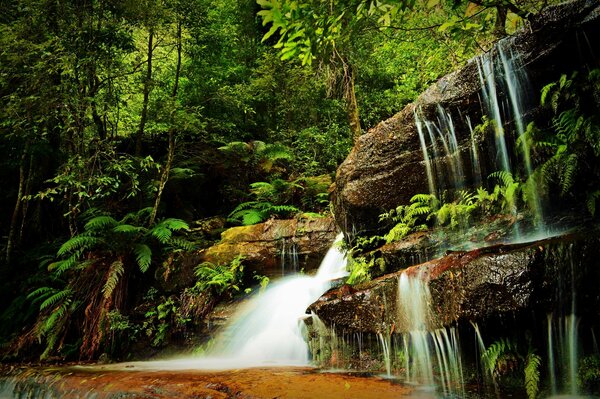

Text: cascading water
xmin=415 ymin=106 xmax=465 ymax=195
xmin=205 ymin=233 xmax=348 ymax=367
xmin=397 ymin=271 xmax=465 ymax=396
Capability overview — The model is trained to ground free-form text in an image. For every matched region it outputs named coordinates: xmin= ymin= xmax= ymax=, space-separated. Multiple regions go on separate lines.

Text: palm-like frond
xmin=150 ymin=226 xmax=172 ymax=244
xmin=103 ymin=260 xmax=124 ymax=298
xmin=39 ymin=288 xmax=72 ymax=311
xmin=524 ymin=351 xmax=541 ymax=399
xmin=134 ymin=244 xmax=152 ymax=273
xmin=57 ymin=235 xmax=99 ymax=257
xmin=113 ymin=224 xmax=145 ymax=234
xmin=157 ymin=218 xmax=189 ymax=231
xmin=84 ymin=215 xmax=117 ymax=231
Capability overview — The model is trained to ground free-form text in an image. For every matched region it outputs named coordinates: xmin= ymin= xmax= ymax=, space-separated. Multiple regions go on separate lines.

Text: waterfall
xmin=206 ymin=233 xmax=347 ymax=366
xmin=415 ymin=106 xmax=465 ymax=195
xmin=396 ymin=272 xmax=464 ymax=395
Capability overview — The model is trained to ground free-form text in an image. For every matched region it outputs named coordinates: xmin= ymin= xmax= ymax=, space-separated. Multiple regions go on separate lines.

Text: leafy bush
xmin=23 ymin=209 xmax=193 ymax=359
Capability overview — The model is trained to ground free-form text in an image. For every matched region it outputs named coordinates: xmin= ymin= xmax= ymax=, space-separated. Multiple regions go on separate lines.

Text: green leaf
xmin=103 ymin=260 xmax=124 ymax=298
xmin=134 ymin=244 xmax=152 ymax=273
xmin=84 ymin=215 xmax=117 ymax=231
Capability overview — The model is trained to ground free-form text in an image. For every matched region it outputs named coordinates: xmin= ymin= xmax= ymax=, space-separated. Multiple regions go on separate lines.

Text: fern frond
xmin=169 ymin=237 xmax=196 ymax=251
xmin=39 ymin=289 xmax=72 ymax=311
xmin=84 ymin=216 xmax=117 ymax=231
xmin=384 ymin=223 xmax=411 ymax=243
xmin=560 ymin=153 xmax=577 ymax=195
xmin=229 ymin=201 xmax=260 ymax=216
xmin=150 ymin=226 xmax=172 ymax=244
xmin=113 ymin=224 xmax=145 ymax=234
xmin=57 ymin=235 xmax=99 ymax=257
xmin=103 ymin=260 xmax=124 ymax=299
xmin=241 ymin=210 xmax=268 ymax=225
xmin=540 ymin=82 xmax=556 ymax=106
xmin=587 ymin=190 xmax=600 ymax=216
xmin=27 ymin=287 xmax=57 ymax=302
xmin=525 ymin=351 xmax=541 ymax=399
xmin=482 ymin=338 xmax=516 ymax=377
xmin=157 ymin=218 xmax=189 ymax=232
xmin=134 ymin=244 xmax=152 ymax=273
xmin=489 ymin=171 xmax=514 ymax=187
xmin=271 ymin=204 xmax=299 ymax=214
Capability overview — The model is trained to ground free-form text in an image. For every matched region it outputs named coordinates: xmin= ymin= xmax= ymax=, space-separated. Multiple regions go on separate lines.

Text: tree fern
xmin=134 ymin=244 xmax=152 ymax=273
xmin=103 ymin=260 xmax=124 ymax=299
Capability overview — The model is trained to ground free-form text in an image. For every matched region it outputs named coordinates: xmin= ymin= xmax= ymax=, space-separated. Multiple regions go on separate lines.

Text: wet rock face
xmin=199 ymin=217 xmax=337 ymax=277
xmin=308 ymin=231 xmax=600 ymax=334
xmin=333 ymin=0 xmax=600 ymax=235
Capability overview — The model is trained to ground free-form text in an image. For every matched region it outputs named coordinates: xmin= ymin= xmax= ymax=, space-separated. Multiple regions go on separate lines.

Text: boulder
xmin=308 ymin=229 xmax=600 ymax=333
xmin=199 ymin=217 xmax=338 ymax=277
xmin=333 ymin=0 xmax=600 ymax=235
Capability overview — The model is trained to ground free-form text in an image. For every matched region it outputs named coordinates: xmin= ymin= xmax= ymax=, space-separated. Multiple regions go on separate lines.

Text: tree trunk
xmin=494 ymin=6 xmax=508 ymax=38
xmin=136 ymin=29 xmax=154 ymax=156
xmin=149 ymin=21 xmax=182 ymax=226
xmin=343 ymin=62 xmax=362 ymax=141
xmin=6 ymin=145 xmax=28 ymax=263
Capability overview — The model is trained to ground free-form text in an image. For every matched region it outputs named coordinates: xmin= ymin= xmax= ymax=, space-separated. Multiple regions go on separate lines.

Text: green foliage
xmin=346 ymin=257 xmax=375 ymax=286
xmin=579 ymin=355 xmax=600 ymax=392
xmin=22 ymin=209 xmax=193 ymax=359
xmin=481 ymin=338 xmax=541 ymax=399
xmin=482 ymin=338 xmax=518 ymax=377
xmin=524 ymin=350 xmax=541 ymax=399
xmin=379 ymin=194 xmax=438 ymax=243
xmin=532 ymin=69 xmax=600 ymax=213
xmin=194 ymin=255 xmax=245 ymax=296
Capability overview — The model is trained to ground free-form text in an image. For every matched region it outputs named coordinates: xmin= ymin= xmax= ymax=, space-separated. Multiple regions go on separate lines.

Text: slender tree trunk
xmin=19 ymin=154 xmax=35 ymax=243
xmin=6 ymin=145 xmax=29 ymax=263
xmin=136 ymin=29 xmax=154 ymax=156
xmin=343 ymin=62 xmax=362 ymax=141
xmin=149 ymin=21 xmax=182 ymax=226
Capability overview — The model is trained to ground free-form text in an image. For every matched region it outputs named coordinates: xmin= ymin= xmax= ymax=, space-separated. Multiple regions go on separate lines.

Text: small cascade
xmin=396 ymin=271 xmax=465 ymax=395
xmin=547 ymin=314 xmax=581 ymax=396
xmin=198 ymin=233 xmax=347 ymax=368
xmin=415 ymin=106 xmax=465 ymax=195
xmin=377 ymin=332 xmax=393 ymax=377
xmin=279 ymin=238 xmax=299 ymax=275
xmin=476 ymin=53 xmax=512 ymax=175
xmin=466 ymin=116 xmax=483 ymax=186
xmin=415 ymin=109 xmax=436 ymax=195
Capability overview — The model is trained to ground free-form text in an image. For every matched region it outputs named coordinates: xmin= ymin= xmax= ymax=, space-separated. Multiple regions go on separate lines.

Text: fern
xmin=524 ymin=350 xmax=541 ymax=399
xmin=103 ymin=260 xmax=124 ymax=299
xmin=39 ymin=289 xmax=72 ymax=311
xmin=157 ymin=218 xmax=189 ymax=231
xmin=169 ymin=237 xmax=196 ymax=251
xmin=57 ymin=235 xmax=99 ymax=256
xmin=113 ymin=224 xmax=144 ymax=234
xmin=587 ymin=190 xmax=600 ymax=216
xmin=84 ymin=215 xmax=118 ymax=231
xmin=151 ymin=226 xmax=172 ymax=243
xmin=134 ymin=244 xmax=152 ymax=273
xmin=481 ymin=338 xmax=516 ymax=377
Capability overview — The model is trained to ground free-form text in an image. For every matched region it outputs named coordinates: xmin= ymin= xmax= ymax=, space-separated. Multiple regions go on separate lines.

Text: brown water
xmin=0 ymin=364 xmax=439 ymax=399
